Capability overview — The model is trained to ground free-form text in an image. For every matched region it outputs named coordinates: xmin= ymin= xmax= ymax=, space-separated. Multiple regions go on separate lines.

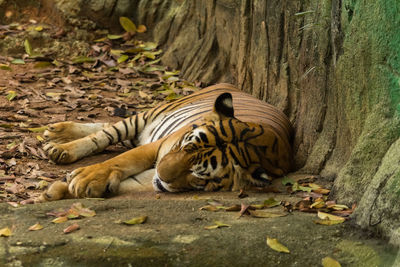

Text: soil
xmin=0 ymin=5 xmax=399 ymax=267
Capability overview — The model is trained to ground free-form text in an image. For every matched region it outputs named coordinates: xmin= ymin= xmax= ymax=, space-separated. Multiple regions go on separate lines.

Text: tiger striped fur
xmin=41 ymin=83 xmax=293 ymax=201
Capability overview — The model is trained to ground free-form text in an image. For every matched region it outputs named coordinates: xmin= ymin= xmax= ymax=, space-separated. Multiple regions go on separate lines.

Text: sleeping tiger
xmin=40 ymin=83 xmax=293 ymax=201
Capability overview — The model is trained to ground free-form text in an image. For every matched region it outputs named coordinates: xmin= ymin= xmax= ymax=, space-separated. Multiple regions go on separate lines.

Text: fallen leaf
xmin=63 ymin=223 xmax=80 ymax=234
xmin=310 ymin=200 xmax=325 ymax=209
xmin=322 ymin=257 xmax=341 ymax=267
xmin=317 ymin=211 xmax=346 ymax=221
xmin=120 ymin=17 xmax=137 ymax=33
xmin=72 ymin=56 xmax=96 ymax=64
xmin=52 ymin=216 xmax=68 ymax=224
xmin=28 ymin=222 xmax=44 ymax=231
xmin=137 ymin=24 xmax=147 ymax=33
xmin=266 ymin=237 xmax=290 ymax=253
xmin=6 ymin=90 xmax=17 ymax=101
xmin=225 ymin=204 xmax=241 ymax=211
xmin=292 ymin=182 xmax=312 ymax=192
xmin=199 ymin=205 xmax=219 ymax=212
xmin=123 ymin=216 xmax=147 ymax=225
xmin=281 ymin=176 xmax=295 ymax=186
xmin=249 ymin=210 xmax=288 ymax=218
xmin=264 ymin=198 xmax=281 ymax=208
xmin=314 ymin=219 xmax=345 ymax=225
xmin=118 ymin=54 xmax=129 ymax=64
xmin=313 ymin=188 xmax=330 ymax=194
xmin=28 ymin=126 xmax=48 ymax=132
xmin=69 ymin=202 xmax=96 ymax=217
xmin=0 ymin=227 xmax=12 ymax=237
xmin=24 ymin=39 xmax=33 ymax=56
xmin=34 ymin=61 xmax=53 ymax=68
xmin=329 ymin=204 xmax=349 ymax=211
xmin=11 ymin=59 xmax=25 ymax=65
xmin=204 ymin=221 xmax=231 ymax=230
xmin=238 ymin=203 xmax=250 ymax=218
xmin=0 ymin=64 xmax=12 ymax=71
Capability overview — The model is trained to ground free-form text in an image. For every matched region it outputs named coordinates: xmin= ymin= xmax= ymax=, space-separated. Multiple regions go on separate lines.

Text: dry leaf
xmin=204 ymin=221 xmax=231 ymax=230
xmin=322 ymin=257 xmax=341 ymax=267
xmin=266 ymin=237 xmax=290 ymax=253
xmin=310 ymin=200 xmax=325 ymax=209
xmin=28 ymin=222 xmax=44 ymax=231
xmin=314 ymin=219 xmax=345 ymax=225
xmin=63 ymin=223 xmax=80 ymax=234
xmin=249 ymin=210 xmax=288 ymax=218
xmin=317 ymin=211 xmax=346 ymax=221
xmin=52 ymin=216 xmax=68 ymax=224
xmin=199 ymin=205 xmax=219 ymax=212
xmin=69 ymin=202 xmax=96 ymax=217
xmin=123 ymin=216 xmax=147 ymax=225
xmin=0 ymin=227 xmax=12 ymax=237
xmin=238 ymin=203 xmax=250 ymax=218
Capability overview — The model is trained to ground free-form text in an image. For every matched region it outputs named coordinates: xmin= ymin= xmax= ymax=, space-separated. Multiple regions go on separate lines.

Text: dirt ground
xmin=0 ymin=11 xmax=399 ymax=267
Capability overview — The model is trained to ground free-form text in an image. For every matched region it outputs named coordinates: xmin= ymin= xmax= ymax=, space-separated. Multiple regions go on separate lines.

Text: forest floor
xmin=0 ymin=11 xmax=399 ymax=267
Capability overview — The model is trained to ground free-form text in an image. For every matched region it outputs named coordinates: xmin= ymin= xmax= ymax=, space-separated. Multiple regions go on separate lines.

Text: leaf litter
xmin=0 ymin=16 xmax=200 ymax=204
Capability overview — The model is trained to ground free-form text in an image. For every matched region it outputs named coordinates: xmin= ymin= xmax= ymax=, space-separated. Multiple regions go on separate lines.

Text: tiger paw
xmin=44 ymin=142 xmax=80 ymax=164
xmin=36 ymin=180 xmax=72 ymax=202
xmin=67 ymin=164 xmax=122 ymax=198
xmin=43 ymin=122 xmax=82 ymax=143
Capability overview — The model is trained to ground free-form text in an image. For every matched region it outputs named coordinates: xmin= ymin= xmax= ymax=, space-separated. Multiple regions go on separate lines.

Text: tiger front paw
xmin=67 ymin=164 xmax=122 ymax=198
xmin=36 ymin=180 xmax=72 ymax=202
xmin=44 ymin=142 xmax=79 ymax=164
xmin=43 ymin=122 xmax=80 ymax=143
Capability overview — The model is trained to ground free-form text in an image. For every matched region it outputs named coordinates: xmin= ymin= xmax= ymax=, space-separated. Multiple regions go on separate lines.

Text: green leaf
xmin=34 ymin=61 xmax=53 ymax=68
xmin=123 ymin=216 xmax=147 ymax=225
xmin=292 ymin=182 xmax=312 ymax=192
xmin=6 ymin=91 xmax=17 ymax=101
xmin=281 ymin=176 xmax=295 ymax=186
xmin=72 ymin=56 xmax=96 ymax=64
xmin=263 ymin=197 xmax=281 ymax=208
xmin=107 ymin=34 xmax=123 ymax=40
xmin=11 ymin=59 xmax=25 ymax=65
xmin=0 ymin=64 xmax=12 ymax=71
xmin=117 ymin=54 xmax=129 ymax=64
xmin=24 ymin=39 xmax=33 ymax=56
xmin=27 ymin=126 xmax=48 ymax=132
xmin=141 ymin=42 xmax=158 ymax=51
xmin=119 ymin=17 xmax=137 ymax=33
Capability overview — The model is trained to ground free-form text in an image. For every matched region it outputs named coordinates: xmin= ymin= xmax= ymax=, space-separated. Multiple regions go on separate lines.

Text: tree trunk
xmin=17 ymin=0 xmax=400 ymax=243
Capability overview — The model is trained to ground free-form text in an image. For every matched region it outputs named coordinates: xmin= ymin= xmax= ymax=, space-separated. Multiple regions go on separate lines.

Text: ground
xmin=0 ymin=13 xmax=398 ymax=267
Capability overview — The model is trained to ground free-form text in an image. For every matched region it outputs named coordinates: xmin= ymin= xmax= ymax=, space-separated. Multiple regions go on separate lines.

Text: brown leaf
xmin=63 ymin=223 xmax=80 ymax=234
xmin=238 ymin=203 xmax=250 ymax=218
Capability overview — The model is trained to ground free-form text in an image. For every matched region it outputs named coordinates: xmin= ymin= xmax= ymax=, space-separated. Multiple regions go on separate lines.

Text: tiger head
xmin=153 ymin=93 xmax=292 ymax=192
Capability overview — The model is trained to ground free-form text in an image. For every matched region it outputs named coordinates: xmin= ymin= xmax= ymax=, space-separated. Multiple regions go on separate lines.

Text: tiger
xmin=40 ymin=83 xmax=293 ymax=201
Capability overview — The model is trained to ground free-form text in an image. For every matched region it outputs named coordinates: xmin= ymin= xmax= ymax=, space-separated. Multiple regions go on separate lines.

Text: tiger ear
xmin=213 ymin=93 xmax=234 ymax=119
